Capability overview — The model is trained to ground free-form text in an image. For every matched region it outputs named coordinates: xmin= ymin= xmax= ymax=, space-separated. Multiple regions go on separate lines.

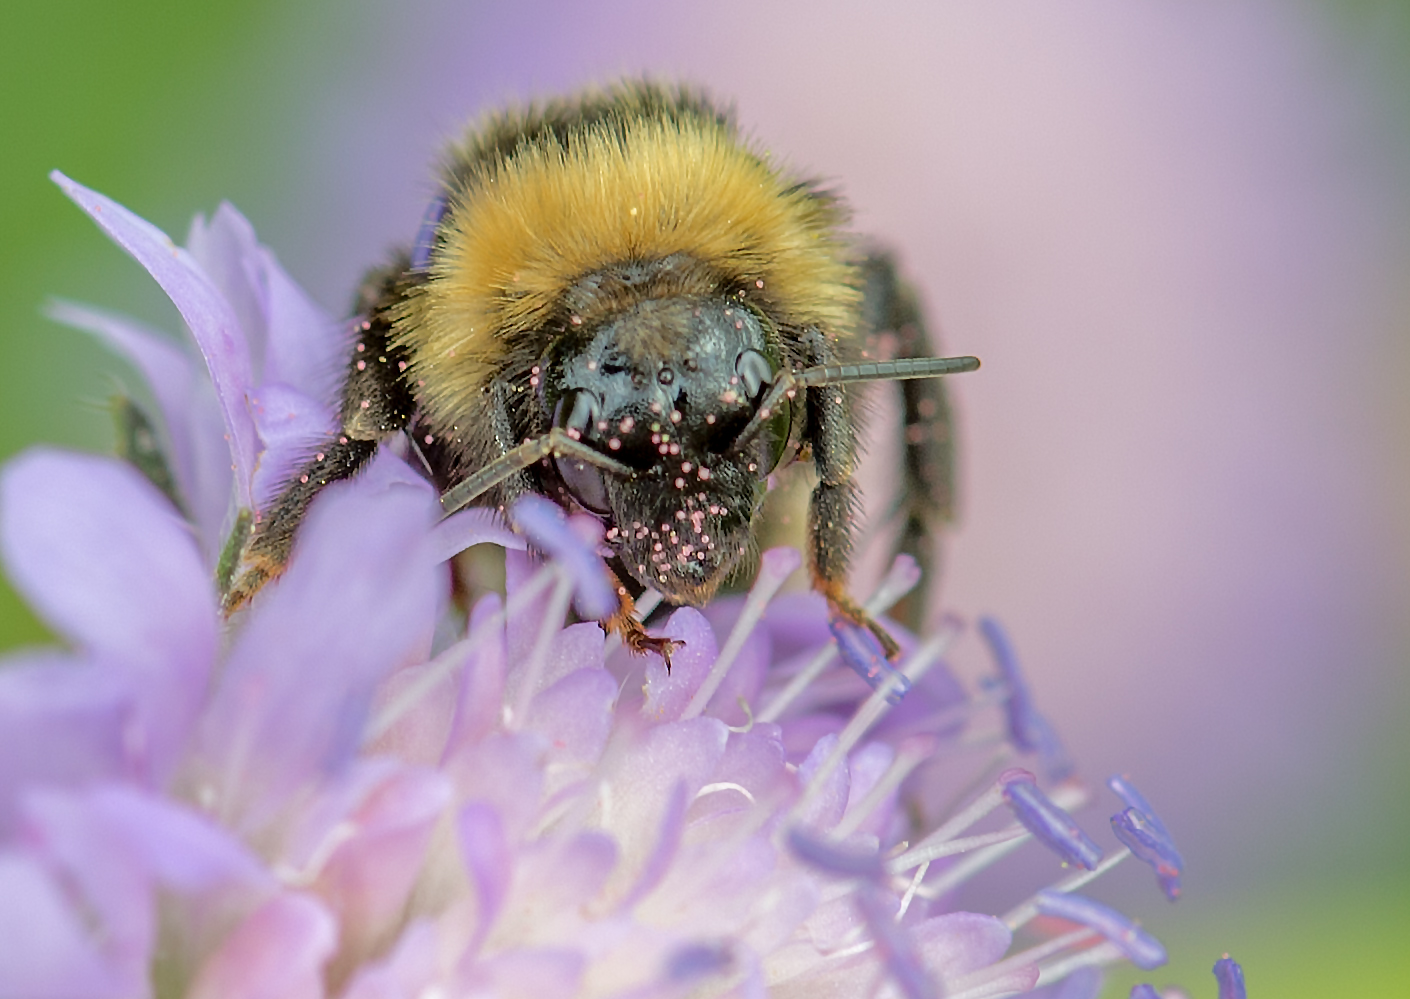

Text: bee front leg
xmin=223 ymin=263 xmax=417 ymax=612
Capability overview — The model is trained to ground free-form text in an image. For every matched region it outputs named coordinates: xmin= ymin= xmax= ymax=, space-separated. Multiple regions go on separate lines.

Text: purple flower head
xmin=0 ymin=179 xmax=1198 ymax=996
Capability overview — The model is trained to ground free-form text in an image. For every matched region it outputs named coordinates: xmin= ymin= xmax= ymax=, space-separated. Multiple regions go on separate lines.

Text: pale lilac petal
xmin=29 ymin=784 xmax=267 ymax=892
xmin=1 ymin=450 xmax=215 ymax=783
xmin=443 ymin=733 xmax=544 ymax=843
xmin=614 ymin=781 xmax=687 ymax=911
xmin=456 ymin=948 xmax=584 ymax=998
xmin=0 ymin=851 xmax=127 ymax=999
xmin=642 ymin=607 xmax=719 ymax=722
xmin=855 ymin=886 xmax=938 ymax=999
xmin=537 ymin=621 xmax=608 ymax=692
xmin=794 ymin=734 xmax=850 ymax=831
xmin=443 ymin=596 xmax=508 ymax=754
xmin=0 ymin=656 xmax=131 ymax=835
xmin=45 ymin=299 xmax=232 ymax=545
xmin=506 ymin=832 xmax=618 ymax=939
xmin=53 ymin=172 xmax=258 ymax=506
xmin=188 ymin=893 xmax=336 ymax=999
xmin=457 ymin=801 xmax=513 ymax=953
xmin=258 ymin=245 xmax=344 ymax=400
xmin=185 ymin=203 xmax=269 ymax=366
xmin=248 ymin=383 xmax=340 ymax=510
xmin=524 ymin=667 xmax=617 ymax=794
xmin=200 ymin=451 xmax=440 ymax=829
xmin=598 ymin=717 xmax=730 ymax=896
xmin=912 ymin=912 xmax=1013 ymax=981
xmin=313 ymin=766 xmax=451 ymax=958
xmin=431 ymin=507 xmax=525 ymax=564
xmin=340 ymin=919 xmax=440 ymax=999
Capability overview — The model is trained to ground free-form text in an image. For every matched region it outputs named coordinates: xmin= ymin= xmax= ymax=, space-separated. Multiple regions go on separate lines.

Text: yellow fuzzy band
xmin=394 ymin=91 xmax=859 ymax=430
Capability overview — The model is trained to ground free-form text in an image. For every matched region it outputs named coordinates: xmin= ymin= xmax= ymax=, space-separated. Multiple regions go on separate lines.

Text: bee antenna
xmin=797 ymin=355 xmax=980 ymax=387
xmin=440 ymin=429 xmax=632 ymax=516
xmin=730 ymin=355 xmax=980 ymax=455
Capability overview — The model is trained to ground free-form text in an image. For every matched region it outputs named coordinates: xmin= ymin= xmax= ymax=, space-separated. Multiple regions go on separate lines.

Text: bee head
xmin=542 ymin=294 xmax=793 ymax=603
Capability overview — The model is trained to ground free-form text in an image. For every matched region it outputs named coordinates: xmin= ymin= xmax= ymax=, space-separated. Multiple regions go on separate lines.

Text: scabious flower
xmin=1 ymin=176 xmax=1216 ymax=998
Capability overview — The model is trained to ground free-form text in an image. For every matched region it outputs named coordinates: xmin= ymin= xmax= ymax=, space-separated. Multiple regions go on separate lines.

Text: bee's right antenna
xmin=732 ymin=355 xmax=980 ymax=454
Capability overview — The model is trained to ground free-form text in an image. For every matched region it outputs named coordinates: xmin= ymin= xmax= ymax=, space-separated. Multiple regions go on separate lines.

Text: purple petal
xmin=200 ymin=450 xmax=440 ymax=830
xmin=45 ymin=300 xmax=232 ymax=547
xmin=1214 ymin=955 xmax=1247 ymax=999
xmin=443 ymin=596 xmax=508 ymax=754
xmin=257 ymin=246 xmax=344 ymax=400
xmin=911 ymin=912 xmax=1013 ymax=981
xmin=614 ymin=781 xmax=686 ymax=911
xmin=431 ymin=507 xmax=525 ymax=564
xmin=25 ymin=784 xmax=267 ymax=893
xmin=828 ymin=616 xmax=910 ymax=704
xmin=1034 ymin=891 xmax=1168 ymax=970
xmin=340 ymin=919 xmax=439 ymax=999
xmin=597 ymin=717 xmax=729 ymax=887
xmin=795 ymin=733 xmax=850 ymax=830
xmin=184 ymin=203 xmax=269 ymax=363
xmin=642 ymin=607 xmax=718 ymax=722
xmin=524 ymin=667 xmax=617 ymax=795
xmin=1111 ymin=807 xmax=1183 ymax=901
xmin=1001 ymin=770 xmax=1103 ymax=871
xmin=855 ymin=885 xmax=940 ymax=999
xmin=0 ymin=851 xmax=126 ymax=998
xmin=456 ymin=801 xmax=512 ymax=953
xmin=248 ymin=383 xmax=339 ymax=510
xmin=53 ymin=172 xmax=258 ymax=506
xmin=1 ymin=450 xmax=216 ymax=783
xmin=311 ymin=766 xmax=451 ymax=958
xmin=0 ymin=656 xmax=131 ymax=836
xmin=509 ymin=495 xmax=616 ymax=620
xmin=787 ymin=828 xmax=885 ymax=880
xmin=187 ymin=892 xmax=336 ymax=999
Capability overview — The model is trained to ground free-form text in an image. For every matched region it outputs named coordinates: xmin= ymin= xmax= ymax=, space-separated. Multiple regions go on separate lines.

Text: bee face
xmin=541 ymin=293 xmax=792 ymax=603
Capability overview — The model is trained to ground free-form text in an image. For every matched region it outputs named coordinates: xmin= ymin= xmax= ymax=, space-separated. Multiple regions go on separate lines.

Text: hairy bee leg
xmin=858 ymin=253 xmax=957 ymax=628
xmin=223 ymin=261 xmax=417 ymax=611
xmin=601 ymin=559 xmax=681 ymax=668
xmin=802 ymin=333 xmax=904 ymax=661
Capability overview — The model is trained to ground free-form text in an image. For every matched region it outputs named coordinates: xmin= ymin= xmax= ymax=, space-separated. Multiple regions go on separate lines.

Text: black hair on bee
xmin=225 ymin=80 xmax=978 ymax=661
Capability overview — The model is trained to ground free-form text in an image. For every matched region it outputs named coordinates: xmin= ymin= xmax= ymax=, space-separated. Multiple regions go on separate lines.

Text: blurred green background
xmin=2 ymin=2 xmax=1407 ymax=996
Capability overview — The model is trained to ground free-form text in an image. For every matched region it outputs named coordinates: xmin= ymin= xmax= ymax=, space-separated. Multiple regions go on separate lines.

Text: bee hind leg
xmin=858 ymin=252 xmax=957 ymax=630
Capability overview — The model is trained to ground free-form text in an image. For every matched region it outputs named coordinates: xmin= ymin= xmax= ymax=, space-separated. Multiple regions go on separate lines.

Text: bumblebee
xmin=226 ymin=82 xmax=978 ymax=659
